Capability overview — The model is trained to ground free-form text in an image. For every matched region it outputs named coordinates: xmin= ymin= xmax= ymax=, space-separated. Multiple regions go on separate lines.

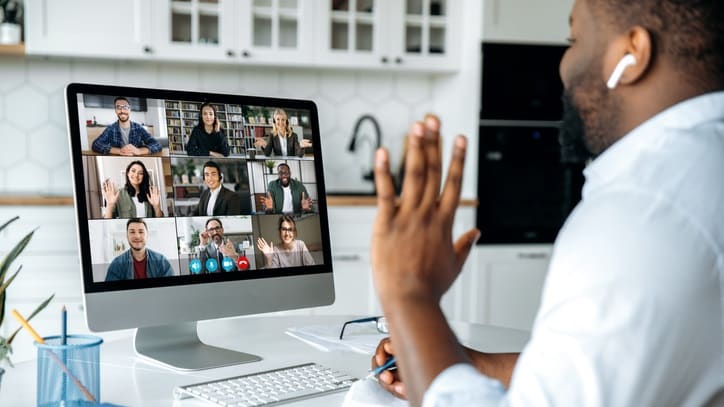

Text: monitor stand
xmin=133 ymin=321 xmax=261 ymax=371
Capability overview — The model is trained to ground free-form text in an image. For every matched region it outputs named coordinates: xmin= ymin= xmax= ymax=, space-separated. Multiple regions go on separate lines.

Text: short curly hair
xmin=590 ymin=0 xmax=724 ymax=89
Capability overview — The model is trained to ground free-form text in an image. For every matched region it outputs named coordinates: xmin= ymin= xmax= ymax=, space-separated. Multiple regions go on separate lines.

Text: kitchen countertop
xmin=0 ymin=195 xmax=478 ymax=207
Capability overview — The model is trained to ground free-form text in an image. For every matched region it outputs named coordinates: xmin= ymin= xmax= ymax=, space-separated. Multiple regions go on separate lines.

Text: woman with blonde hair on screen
xmin=254 ymin=108 xmax=312 ymax=157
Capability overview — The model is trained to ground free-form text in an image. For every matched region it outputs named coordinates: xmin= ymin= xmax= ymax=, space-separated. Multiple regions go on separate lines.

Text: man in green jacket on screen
xmin=262 ymin=163 xmax=313 ymax=214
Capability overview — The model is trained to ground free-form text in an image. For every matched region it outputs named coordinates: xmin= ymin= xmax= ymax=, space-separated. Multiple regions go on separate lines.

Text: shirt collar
xmin=582 ymin=91 xmax=724 ymax=196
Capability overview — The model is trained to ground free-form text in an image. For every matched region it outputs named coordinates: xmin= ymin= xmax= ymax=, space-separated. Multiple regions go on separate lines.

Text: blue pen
xmin=61 ymin=305 xmax=67 ymax=345
xmin=365 ymin=356 xmax=397 ymax=380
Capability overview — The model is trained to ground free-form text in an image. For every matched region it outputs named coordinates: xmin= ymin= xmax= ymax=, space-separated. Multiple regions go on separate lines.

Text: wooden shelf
xmin=0 ymin=195 xmax=73 ymax=206
xmin=0 ymin=43 xmax=25 ymax=56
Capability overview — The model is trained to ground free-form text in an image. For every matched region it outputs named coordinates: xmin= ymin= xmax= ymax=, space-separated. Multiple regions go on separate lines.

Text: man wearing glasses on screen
xmin=198 ymin=217 xmax=240 ymax=273
xmin=91 ymin=96 xmax=163 ymax=156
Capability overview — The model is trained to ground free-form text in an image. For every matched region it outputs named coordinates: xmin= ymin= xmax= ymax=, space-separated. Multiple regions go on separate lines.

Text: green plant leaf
xmin=6 ymin=293 xmax=55 ymax=345
xmin=0 ymin=228 xmax=36 ymax=285
xmin=0 ymin=267 xmax=20 ymax=294
xmin=0 ymin=267 xmax=21 ymax=328
xmin=0 ymin=216 xmax=19 ymax=233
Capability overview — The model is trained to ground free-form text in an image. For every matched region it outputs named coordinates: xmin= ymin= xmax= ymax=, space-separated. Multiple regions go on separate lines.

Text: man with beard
xmin=262 ymin=163 xmax=313 ymax=214
xmin=105 ymin=218 xmax=173 ymax=281
xmin=92 ymin=96 xmax=163 ymax=156
xmin=368 ymin=0 xmax=724 ymax=406
xmin=198 ymin=217 xmax=239 ymax=272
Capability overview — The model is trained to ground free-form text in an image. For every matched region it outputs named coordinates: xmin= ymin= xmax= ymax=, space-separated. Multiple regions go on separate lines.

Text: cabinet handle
xmin=395 ymin=57 xmax=403 ymax=64
xmin=242 ymin=50 xmax=251 ymax=58
xmin=143 ymin=46 xmax=153 ymax=54
xmin=333 ymin=254 xmax=361 ymax=261
xmin=380 ymin=56 xmax=389 ymax=64
xmin=226 ymin=49 xmax=236 ymax=57
xmin=517 ymin=252 xmax=548 ymax=260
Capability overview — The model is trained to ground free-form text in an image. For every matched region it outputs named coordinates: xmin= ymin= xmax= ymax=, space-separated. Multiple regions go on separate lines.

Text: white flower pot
xmin=0 ymin=23 xmax=21 ymax=45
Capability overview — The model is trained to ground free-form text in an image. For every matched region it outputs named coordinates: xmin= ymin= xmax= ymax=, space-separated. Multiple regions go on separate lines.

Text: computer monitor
xmin=65 ymin=83 xmax=335 ymax=370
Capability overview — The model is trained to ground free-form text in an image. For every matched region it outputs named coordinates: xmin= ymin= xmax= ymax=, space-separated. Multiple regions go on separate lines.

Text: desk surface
xmin=0 ymin=315 xmax=529 ymax=406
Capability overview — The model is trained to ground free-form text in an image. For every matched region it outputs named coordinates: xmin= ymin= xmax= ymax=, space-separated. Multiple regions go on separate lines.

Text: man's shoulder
xmin=109 ymin=250 xmax=128 ymax=265
xmin=102 ymin=121 xmax=120 ymax=132
xmin=146 ymin=248 xmax=169 ymax=260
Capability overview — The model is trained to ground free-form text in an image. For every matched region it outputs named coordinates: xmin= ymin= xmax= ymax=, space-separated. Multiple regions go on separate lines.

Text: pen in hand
xmin=365 ymin=356 xmax=397 ymax=380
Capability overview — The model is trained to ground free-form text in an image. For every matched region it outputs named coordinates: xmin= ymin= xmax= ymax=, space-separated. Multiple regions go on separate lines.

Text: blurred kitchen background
xmin=0 ymin=0 xmax=575 ymax=361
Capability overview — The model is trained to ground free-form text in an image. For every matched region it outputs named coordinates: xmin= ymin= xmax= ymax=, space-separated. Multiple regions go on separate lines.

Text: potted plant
xmin=0 ymin=0 xmax=23 ymax=45
xmin=265 ymin=160 xmax=276 ymax=175
xmin=0 ymin=216 xmax=55 ymax=387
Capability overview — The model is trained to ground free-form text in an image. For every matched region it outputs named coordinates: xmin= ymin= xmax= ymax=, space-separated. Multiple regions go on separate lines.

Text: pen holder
xmin=35 ymin=335 xmax=103 ymax=407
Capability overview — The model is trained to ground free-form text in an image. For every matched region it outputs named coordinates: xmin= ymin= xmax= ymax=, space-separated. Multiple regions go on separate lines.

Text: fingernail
xmin=412 ymin=122 xmax=425 ymax=138
xmin=473 ymin=231 xmax=481 ymax=245
xmin=424 ymin=115 xmax=439 ymax=132
xmin=375 ymin=149 xmax=387 ymax=169
xmin=455 ymin=135 xmax=467 ymax=148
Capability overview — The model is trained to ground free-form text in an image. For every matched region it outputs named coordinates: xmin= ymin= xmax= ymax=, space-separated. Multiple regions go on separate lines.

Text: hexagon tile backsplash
xmin=0 ymin=58 xmax=434 ymax=196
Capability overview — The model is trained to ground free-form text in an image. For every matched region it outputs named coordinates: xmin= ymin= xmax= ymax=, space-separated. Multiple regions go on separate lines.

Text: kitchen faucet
xmin=348 ymin=114 xmax=381 ymax=182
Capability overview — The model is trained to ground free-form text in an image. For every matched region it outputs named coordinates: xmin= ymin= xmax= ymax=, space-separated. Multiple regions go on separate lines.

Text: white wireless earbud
xmin=606 ymin=54 xmax=637 ymax=89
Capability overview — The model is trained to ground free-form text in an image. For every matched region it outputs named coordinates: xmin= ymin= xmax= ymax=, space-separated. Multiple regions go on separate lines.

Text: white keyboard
xmin=173 ymin=363 xmax=358 ymax=406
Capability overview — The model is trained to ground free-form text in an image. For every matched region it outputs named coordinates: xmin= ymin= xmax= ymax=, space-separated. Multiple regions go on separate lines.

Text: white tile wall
xmin=0 ymin=57 xmax=438 ymax=197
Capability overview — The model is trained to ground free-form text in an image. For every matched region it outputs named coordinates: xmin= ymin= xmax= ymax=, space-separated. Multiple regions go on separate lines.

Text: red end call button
xmin=237 ymin=256 xmax=250 ymax=270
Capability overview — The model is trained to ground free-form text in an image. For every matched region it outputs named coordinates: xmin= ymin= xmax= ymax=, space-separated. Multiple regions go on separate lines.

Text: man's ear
xmin=603 ymin=26 xmax=652 ymax=88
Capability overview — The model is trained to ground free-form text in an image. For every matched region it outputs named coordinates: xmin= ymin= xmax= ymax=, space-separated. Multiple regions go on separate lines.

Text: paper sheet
xmin=285 ymin=323 xmax=387 ymax=355
xmin=342 ymin=378 xmax=409 ymax=407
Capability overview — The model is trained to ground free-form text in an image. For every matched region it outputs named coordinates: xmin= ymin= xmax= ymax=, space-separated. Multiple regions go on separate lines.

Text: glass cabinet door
xmin=329 ymin=0 xmax=376 ymax=53
xmin=238 ymin=0 xmax=311 ymax=62
xmin=153 ymin=0 xmax=227 ymax=60
xmin=403 ymin=0 xmax=448 ymax=57
xmin=316 ymin=0 xmax=387 ymax=67
xmin=170 ymin=0 xmax=221 ymax=45
xmin=317 ymin=0 xmax=457 ymax=70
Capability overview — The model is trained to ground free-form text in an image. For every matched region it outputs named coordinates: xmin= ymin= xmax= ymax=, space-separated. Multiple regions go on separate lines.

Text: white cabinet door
xmin=482 ymin=0 xmax=572 ymax=45
xmin=315 ymin=0 xmax=387 ymax=68
xmin=475 ymin=245 xmax=551 ymax=331
xmin=319 ymin=207 xmax=379 ymax=316
xmin=315 ymin=0 xmax=459 ymax=72
xmin=150 ymin=0 xmax=231 ymax=62
xmin=24 ymin=0 xmax=153 ymax=58
xmin=151 ymin=0 xmax=314 ymax=65
xmin=384 ymin=0 xmax=459 ymax=72
xmin=233 ymin=0 xmax=315 ymax=65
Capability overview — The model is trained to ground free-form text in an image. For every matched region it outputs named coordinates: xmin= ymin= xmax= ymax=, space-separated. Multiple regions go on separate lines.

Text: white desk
xmin=0 ymin=315 xmax=530 ymax=406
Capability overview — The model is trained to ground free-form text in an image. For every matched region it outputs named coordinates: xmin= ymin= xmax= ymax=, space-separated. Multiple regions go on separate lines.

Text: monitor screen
xmin=65 ymin=83 xmax=335 ymax=370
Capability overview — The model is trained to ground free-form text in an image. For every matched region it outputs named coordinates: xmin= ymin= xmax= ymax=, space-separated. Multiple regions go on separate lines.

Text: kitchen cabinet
xmin=472 ymin=245 xmax=551 ymax=331
xmin=482 ymin=0 xmax=572 ymax=45
xmin=150 ymin=0 xmax=315 ymax=65
xmin=24 ymin=0 xmax=460 ymax=72
xmin=24 ymin=0 xmax=153 ymax=58
xmin=315 ymin=0 xmax=460 ymax=71
xmin=322 ymin=207 xmax=379 ymax=316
